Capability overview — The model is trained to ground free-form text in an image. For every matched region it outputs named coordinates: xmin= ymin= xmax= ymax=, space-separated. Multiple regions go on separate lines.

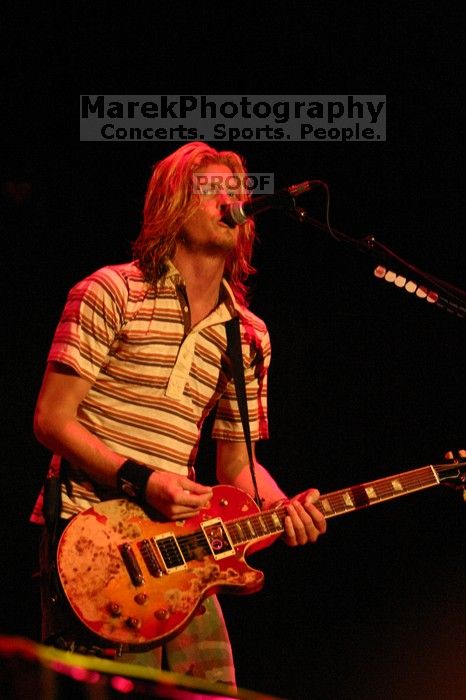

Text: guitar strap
xmin=43 ymin=473 xmax=62 ymax=546
xmin=225 ymin=316 xmax=263 ymax=510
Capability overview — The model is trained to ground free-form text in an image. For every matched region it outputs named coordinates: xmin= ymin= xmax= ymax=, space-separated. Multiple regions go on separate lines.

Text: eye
xmin=197 ymin=183 xmax=242 ymax=199
xmin=198 ymin=184 xmax=218 ymax=196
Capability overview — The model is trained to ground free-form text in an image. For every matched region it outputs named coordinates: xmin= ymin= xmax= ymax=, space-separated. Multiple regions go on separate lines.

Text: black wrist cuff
xmin=116 ymin=460 xmax=153 ymax=502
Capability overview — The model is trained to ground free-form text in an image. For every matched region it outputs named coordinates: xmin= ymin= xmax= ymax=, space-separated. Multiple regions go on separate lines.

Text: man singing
xmin=32 ymin=141 xmax=326 ymax=685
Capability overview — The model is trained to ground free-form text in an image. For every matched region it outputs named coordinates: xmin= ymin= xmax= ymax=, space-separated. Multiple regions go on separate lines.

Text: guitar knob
xmin=107 ymin=602 xmax=122 ymax=618
xmin=134 ymin=593 xmax=148 ymax=605
xmin=154 ymin=608 xmax=170 ymax=620
xmin=125 ymin=617 xmax=142 ymax=629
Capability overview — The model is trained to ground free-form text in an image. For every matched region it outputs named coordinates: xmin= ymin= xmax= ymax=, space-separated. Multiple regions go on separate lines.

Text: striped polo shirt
xmin=31 ymin=260 xmax=270 ymax=521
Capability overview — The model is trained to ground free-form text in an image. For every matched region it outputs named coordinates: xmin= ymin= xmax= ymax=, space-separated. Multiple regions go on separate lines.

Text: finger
xmin=444 ymin=449 xmax=466 ymax=463
xmin=294 ymin=501 xmax=324 ymax=542
xmin=170 ymin=505 xmax=203 ymax=520
xmin=302 ymin=488 xmax=321 ymax=506
xmin=178 ymin=477 xmax=213 ymax=496
xmin=302 ymin=500 xmax=327 ymax=534
xmin=282 ymin=514 xmax=298 ymax=547
xmin=284 ymin=502 xmax=316 ymax=545
xmin=291 ymin=493 xmax=327 ymax=534
xmin=177 ymin=489 xmax=212 ymax=509
xmin=293 ymin=488 xmax=319 ymax=505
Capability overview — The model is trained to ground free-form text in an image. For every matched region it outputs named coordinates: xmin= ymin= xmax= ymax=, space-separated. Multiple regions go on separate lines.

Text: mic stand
xmin=286 ymin=205 xmax=466 ymax=319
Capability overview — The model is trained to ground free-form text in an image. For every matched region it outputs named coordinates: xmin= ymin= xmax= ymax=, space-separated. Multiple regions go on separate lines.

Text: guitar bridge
xmin=201 ymin=518 xmax=234 ymax=560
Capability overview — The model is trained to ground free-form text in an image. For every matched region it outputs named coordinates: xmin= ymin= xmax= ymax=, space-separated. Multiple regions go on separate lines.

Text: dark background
xmin=2 ymin=4 xmax=465 ymax=699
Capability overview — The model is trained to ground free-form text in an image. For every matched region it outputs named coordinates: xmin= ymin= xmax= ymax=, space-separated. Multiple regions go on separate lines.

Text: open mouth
xmin=219 ymin=205 xmax=238 ymax=230
xmin=218 ymin=214 xmax=237 ymax=230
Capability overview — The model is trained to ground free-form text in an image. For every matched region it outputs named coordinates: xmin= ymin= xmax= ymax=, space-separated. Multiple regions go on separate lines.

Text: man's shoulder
xmin=221 ymin=280 xmax=268 ymax=338
xmin=239 ymin=305 xmax=267 ymax=332
xmin=76 ymin=261 xmax=145 ymax=293
xmin=237 ymin=305 xmax=270 ymax=350
xmin=88 ymin=261 xmax=144 ymax=284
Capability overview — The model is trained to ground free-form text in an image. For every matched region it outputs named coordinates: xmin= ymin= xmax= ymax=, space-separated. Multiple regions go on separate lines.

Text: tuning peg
xmin=443 ymin=450 xmax=466 ymax=499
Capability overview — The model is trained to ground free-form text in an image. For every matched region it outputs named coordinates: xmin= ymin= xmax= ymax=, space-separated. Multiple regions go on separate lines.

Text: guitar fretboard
xmin=220 ymin=465 xmax=442 ymax=547
xmin=314 ymin=465 xmax=439 ymax=518
xmin=227 ymin=509 xmax=285 ymax=544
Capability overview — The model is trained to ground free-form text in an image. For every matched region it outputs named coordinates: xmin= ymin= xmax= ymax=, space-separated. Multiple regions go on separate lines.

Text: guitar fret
xmin=250 ymin=516 xmax=266 ymax=537
xmin=258 ymin=515 xmax=268 ymax=533
xmin=263 ymin=511 xmax=283 ymax=533
xmin=248 ymin=517 xmax=260 ymax=537
xmin=272 ymin=511 xmax=284 ymax=530
xmin=319 ymin=498 xmax=335 ymax=515
xmin=226 ymin=511 xmax=285 ymax=545
xmin=260 ymin=514 xmax=272 ymax=532
xmin=240 ymin=520 xmax=254 ymax=540
xmin=343 ymin=492 xmax=354 ymax=507
xmin=228 ymin=522 xmax=243 ymax=545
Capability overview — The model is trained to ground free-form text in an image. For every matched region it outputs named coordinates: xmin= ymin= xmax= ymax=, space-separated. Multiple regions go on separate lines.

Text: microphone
xmin=220 ymin=180 xmax=315 ymax=228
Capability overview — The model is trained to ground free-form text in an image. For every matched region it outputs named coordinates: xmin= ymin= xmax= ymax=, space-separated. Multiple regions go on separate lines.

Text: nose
xmin=216 ymin=191 xmax=236 ymax=210
xmin=217 ymin=190 xmax=231 ymax=202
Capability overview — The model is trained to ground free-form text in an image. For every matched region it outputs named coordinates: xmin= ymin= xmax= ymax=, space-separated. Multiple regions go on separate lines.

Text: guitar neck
xmin=314 ymin=464 xmax=439 ymax=519
xmin=225 ymin=465 xmax=441 ymax=547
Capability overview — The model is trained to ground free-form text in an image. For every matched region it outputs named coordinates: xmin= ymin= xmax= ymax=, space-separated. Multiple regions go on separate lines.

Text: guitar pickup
xmin=201 ymin=518 xmax=234 ymax=560
xmin=139 ymin=539 xmax=164 ymax=577
xmin=152 ymin=533 xmax=187 ymax=573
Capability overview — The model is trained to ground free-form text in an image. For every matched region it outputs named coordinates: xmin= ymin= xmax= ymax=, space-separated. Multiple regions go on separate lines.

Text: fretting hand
xmin=281 ymin=489 xmax=327 ymax=546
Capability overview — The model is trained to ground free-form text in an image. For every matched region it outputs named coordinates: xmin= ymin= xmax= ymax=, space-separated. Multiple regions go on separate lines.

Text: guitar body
xmin=57 ymin=485 xmax=277 ymax=650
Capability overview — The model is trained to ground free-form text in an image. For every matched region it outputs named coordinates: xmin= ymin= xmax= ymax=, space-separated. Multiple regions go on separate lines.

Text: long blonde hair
xmin=133 ymin=142 xmax=256 ymax=304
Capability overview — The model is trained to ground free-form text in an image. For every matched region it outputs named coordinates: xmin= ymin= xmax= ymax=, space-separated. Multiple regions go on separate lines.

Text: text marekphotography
xmin=80 ymin=95 xmax=386 ymax=142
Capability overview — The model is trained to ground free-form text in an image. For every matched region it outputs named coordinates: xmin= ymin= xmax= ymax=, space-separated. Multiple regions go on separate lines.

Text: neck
xmin=173 ymin=245 xmax=225 ymax=306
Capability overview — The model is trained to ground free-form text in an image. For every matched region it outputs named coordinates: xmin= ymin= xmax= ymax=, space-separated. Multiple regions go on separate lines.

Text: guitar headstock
xmin=435 ymin=450 xmax=466 ymax=491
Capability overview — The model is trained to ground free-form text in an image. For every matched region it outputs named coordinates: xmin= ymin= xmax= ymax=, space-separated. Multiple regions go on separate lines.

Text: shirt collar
xmin=164 ymin=259 xmax=242 ymax=318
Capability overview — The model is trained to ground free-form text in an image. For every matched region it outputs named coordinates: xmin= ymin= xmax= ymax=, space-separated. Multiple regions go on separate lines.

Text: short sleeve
xmin=47 ymin=267 xmax=127 ymax=382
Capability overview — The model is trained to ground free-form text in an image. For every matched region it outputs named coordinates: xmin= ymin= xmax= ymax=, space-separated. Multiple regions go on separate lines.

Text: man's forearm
xmin=34 ymin=414 xmax=126 ymax=487
xmin=222 ymin=461 xmax=287 ymax=507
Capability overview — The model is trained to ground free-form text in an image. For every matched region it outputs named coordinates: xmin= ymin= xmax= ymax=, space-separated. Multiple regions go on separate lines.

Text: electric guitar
xmin=57 ymin=459 xmax=465 ymax=650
